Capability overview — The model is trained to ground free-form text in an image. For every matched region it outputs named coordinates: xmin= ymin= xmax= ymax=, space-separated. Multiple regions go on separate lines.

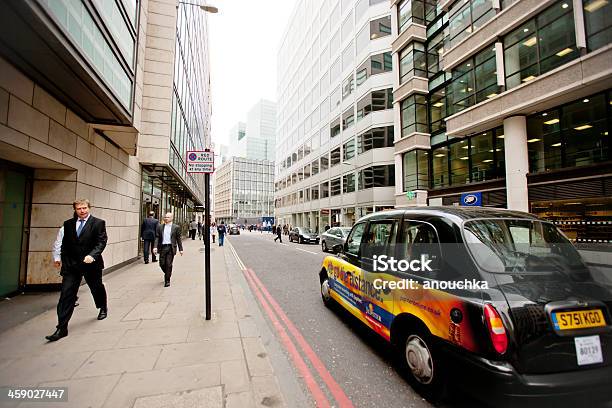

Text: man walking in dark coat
xmin=154 ymin=212 xmax=183 ymax=287
xmin=217 ymin=221 xmax=227 ymax=247
xmin=46 ymin=199 xmax=108 ymax=342
xmin=141 ymin=211 xmax=158 ymax=264
xmin=274 ymin=225 xmax=283 ymax=243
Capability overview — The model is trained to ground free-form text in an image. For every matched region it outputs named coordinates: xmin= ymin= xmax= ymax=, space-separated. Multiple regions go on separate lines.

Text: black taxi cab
xmin=318 ymin=207 xmax=612 ymax=406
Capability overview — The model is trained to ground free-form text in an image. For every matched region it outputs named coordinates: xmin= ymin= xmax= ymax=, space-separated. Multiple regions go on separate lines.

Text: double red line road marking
xmin=229 ymin=243 xmax=354 ymax=408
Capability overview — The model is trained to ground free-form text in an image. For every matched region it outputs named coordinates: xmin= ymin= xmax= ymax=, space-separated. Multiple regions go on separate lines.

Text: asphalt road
xmin=227 ymin=230 xmax=482 ymax=408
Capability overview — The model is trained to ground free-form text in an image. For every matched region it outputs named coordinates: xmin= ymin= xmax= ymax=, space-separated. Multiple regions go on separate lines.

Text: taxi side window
xmin=346 ymin=223 xmax=366 ymax=256
xmin=362 ymin=221 xmax=397 ymax=259
xmin=398 ymin=221 xmax=441 ymax=278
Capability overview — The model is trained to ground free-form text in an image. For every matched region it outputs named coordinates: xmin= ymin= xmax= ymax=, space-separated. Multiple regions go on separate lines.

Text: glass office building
xmin=275 ymin=0 xmax=397 ymax=232
xmin=392 ymin=0 xmax=611 ymax=246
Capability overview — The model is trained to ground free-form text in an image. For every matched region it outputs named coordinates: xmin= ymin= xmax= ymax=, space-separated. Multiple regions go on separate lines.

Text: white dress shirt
xmin=52 ymin=226 xmax=64 ymax=262
xmin=75 ymin=214 xmax=91 ymax=233
xmin=163 ymin=223 xmax=173 ymax=244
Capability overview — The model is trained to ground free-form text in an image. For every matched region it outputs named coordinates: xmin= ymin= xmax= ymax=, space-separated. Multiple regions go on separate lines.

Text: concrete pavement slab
xmin=220 ymin=360 xmax=250 ymax=394
xmin=73 ymin=346 xmax=162 ymax=378
xmin=242 ymin=337 xmax=275 ymax=377
xmin=186 ymin=321 xmax=240 ymax=341
xmin=116 ymin=326 xmax=189 ymax=348
xmin=0 ymin=351 xmax=92 ymax=387
xmin=132 ymin=386 xmax=223 ymax=408
xmin=226 ymin=391 xmax=257 ymax=408
xmin=122 ymin=301 xmax=169 ymax=321
xmin=154 ymin=338 xmax=243 ymax=369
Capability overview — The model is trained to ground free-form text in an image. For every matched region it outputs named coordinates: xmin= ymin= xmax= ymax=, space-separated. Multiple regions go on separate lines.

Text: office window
xmin=343 ymin=138 xmax=356 ymax=160
xmin=370 ymin=16 xmax=392 ymax=39
xmin=426 ymin=30 xmax=445 ymax=78
xmin=403 ymin=149 xmax=429 ymax=191
xmin=359 ymin=165 xmax=395 ymax=189
xmin=342 ymin=75 xmax=354 ymax=100
xmin=331 ymin=86 xmax=341 ymax=109
xmin=304 ymin=164 xmax=311 ymax=179
xmin=429 ymin=89 xmax=447 ymax=135
xmin=312 ymin=159 xmax=320 ymax=175
xmin=331 ymin=177 xmax=341 ymax=196
xmin=330 ymin=57 xmax=342 ymax=82
xmin=342 ymin=108 xmax=355 ymax=130
xmin=331 ymin=147 xmax=341 ymax=166
xmin=321 ymin=154 xmax=329 ymax=171
xmin=356 ymin=52 xmax=392 ymax=87
xmin=400 ymin=94 xmax=428 ymax=136
xmin=331 ymin=117 xmax=341 ymax=138
xmin=356 ymin=88 xmax=393 ymax=120
xmin=321 ymin=181 xmax=330 ymax=198
xmin=447 ymin=0 xmax=494 ymax=48
xmin=343 ymin=173 xmax=356 ymax=193
xmin=356 ymin=24 xmax=370 ymax=54
xmin=399 ymin=42 xmax=427 ymax=83
xmin=470 ymin=131 xmax=495 ymax=182
xmin=358 ymin=126 xmax=394 ymax=153
xmin=584 ymin=0 xmax=612 ymax=51
xmin=398 ymin=0 xmax=436 ymax=33
xmin=450 ymin=141 xmax=469 ymax=185
xmin=312 ymin=185 xmax=320 ymax=200
xmin=504 ymin=2 xmax=576 ymax=89
xmin=432 ymin=146 xmax=449 ymax=188
xmin=447 ymin=45 xmax=498 ymax=115
xmin=342 ymin=11 xmax=354 ymax=41
xmin=527 ymin=93 xmax=610 ymax=172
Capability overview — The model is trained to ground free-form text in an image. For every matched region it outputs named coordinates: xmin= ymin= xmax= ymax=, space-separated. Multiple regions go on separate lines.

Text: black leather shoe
xmin=152 ymin=258 xmax=157 ymax=262
xmin=164 ymin=281 xmax=170 ymax=287
xmin=45 ymin=328 xmax=67 ymax=342
xmin=144 ymin=261 xmax=149 ymax=264
xmin=97 ymin=308 xmax=107 ymax=320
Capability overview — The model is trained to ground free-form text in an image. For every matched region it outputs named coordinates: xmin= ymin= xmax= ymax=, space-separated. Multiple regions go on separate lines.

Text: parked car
xmin=289 ymin=227 xmax=319 ymax=244
xmin=321 ymin=227 xmax=351 ymax=252
xmin=228 ymin=224 xmax=240 ymax=235
xmin=318 ymin=207 xmax=612 ymax=406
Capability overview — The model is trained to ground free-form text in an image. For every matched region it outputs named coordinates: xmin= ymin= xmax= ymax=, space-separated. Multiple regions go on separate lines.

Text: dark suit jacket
xmin=141 ymin=217 xmax=159 ymax=240
xmin=61 ymin=216 xmax=107 ymax=274
xmin=155 ymin=223 xmax=183 ymax=255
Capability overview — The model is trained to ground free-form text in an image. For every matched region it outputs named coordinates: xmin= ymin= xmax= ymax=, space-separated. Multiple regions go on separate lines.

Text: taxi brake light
xmin=484 ymin=304 xmax=508 ymax=354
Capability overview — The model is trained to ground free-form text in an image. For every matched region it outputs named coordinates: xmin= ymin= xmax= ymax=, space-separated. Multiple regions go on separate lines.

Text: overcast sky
xmin=208 ymin=0 xmax=297 ymax=148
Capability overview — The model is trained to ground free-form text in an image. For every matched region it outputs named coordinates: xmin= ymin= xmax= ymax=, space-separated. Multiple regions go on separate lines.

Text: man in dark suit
xmin=46 ymin=199 xmax=108 ymax=342
xmin=141 ymin=211 xmax=159 ymax=264
xmin=154 ymin=212 xmax=183 ymax=287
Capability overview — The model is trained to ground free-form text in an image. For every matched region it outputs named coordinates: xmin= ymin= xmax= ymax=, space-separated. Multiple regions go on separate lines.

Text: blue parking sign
xmin=461 ymin=192 xmax=482 ymax=206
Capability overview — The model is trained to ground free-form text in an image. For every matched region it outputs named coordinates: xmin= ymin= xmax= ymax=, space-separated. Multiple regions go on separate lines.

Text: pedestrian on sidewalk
xmin=217 ymin=221 xmax=227 ymax=246
xmin=46 ymin=199 xmax=108 ymax=342
xmin=189 ymin=219 xmax=198 ymax=240
xmin=51 ymin=212 xmax=80 ymax=308
xmin=141 ymin=211 xmax=158 ymax=264
xmin=197 ymin=218 xmax=203 ymax=240
xmin=154 ymin=212 xmax=183 ymax=287
xmin=274 ymin=225 xmax=283 ymax=243
xmin=210 ymin=222 xmax=216 ymax=243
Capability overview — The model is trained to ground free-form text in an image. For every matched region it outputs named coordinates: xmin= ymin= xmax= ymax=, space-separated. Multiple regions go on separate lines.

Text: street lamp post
xmin=176 ymin=1 xmax=218 ymax=13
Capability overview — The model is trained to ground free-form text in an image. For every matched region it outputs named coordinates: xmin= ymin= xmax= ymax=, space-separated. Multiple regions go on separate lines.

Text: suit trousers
xmin=143 ymin=239 xmax=156 ymax=262
xmin=159 ymin=245 xmax=175 ymax=282
xmin=57 ymin=268 xmax=107 ymax=329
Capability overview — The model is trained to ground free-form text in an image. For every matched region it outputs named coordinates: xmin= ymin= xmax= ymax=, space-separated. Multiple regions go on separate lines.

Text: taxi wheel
xmin=320 ymin=276 xmax=333 ymax=308
xmin=399 ymin=328 xmax=447 ymax=401
xmin=322 ymin=241 xmax=328 ymax=252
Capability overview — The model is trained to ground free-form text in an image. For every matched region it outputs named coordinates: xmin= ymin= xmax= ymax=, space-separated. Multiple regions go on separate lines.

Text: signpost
xmin=187 ymin=150 xmax=214 ymax=320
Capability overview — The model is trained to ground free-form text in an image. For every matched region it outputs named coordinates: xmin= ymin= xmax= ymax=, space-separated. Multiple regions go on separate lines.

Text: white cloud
xmin=208 ymin=0 xmax=297 ymax=149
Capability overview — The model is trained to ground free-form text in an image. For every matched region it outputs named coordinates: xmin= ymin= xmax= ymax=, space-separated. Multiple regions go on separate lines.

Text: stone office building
xmin=0 ymin=0 xmax=211 ymax=296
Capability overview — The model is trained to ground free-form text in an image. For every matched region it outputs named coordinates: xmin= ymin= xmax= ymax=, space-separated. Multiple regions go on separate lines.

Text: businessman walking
xmin=154 ymin=212 xmax=183 ymax=287
xmin=46 ymin=199 xmax=108 ymax=342
xmin=141 ymin=211 xmax=158 ymax=264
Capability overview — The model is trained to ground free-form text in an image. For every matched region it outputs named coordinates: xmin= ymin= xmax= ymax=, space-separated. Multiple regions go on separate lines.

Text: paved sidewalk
xmin=0 ymin=239 xmax=287 ymax=408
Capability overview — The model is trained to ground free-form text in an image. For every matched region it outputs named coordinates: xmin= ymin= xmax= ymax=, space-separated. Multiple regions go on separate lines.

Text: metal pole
xmin=204 ymin=170 xmax=211 ymax=320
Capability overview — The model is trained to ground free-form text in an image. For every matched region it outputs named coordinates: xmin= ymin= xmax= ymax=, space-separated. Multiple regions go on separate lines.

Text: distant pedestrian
xmin=189 ymin=219 xmax=198 ymax=240
xmin=154 ymin=212 xmax=183 ymax=287
xmin=46 ymin=199 xmax=108 ymax=342
xmin=274 ymin=225 xmax=283 ymax=243
xmin=197 ymin=219 xmax=202 ymax=240
xmin=210 ymin=223 xmax=216 ymax=243
xmin=141 ymin=211 xmax=159 ymax=264
xmin=217 ymin=221 xmax=227 ymax=246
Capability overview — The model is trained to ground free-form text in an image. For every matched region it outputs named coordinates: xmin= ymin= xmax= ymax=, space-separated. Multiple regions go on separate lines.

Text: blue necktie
xmin=77 ymin=219 xmax=85 ymax=238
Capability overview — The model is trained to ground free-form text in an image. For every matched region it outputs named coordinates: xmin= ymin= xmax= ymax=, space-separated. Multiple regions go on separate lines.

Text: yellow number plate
xmin=552 ymin=309 xmax=606 ymax=330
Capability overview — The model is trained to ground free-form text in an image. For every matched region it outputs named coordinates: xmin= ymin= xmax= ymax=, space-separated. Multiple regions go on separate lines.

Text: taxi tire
xmin=320 ymin=275 xmax=334 ymax=309
xmin=397 ymin=327 xmax=447 ymax=402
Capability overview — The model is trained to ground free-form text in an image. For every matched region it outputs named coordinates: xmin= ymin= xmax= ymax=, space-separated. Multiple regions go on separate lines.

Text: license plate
xmin=575 ymin=335 xmax=603 ymax=366
xmin=552 ymin=309 xmax=606 ymax=330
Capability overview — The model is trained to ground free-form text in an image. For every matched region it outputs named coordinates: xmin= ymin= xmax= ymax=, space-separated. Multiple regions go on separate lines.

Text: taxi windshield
xmin=462 ymin=218 xmax=586 ymax=273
